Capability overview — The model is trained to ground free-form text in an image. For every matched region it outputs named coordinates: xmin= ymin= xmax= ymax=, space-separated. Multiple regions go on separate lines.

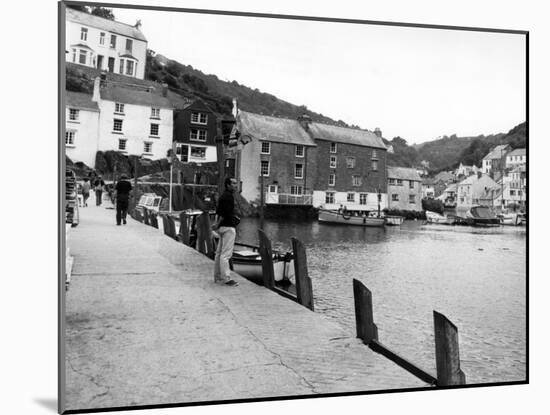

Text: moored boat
xmin=318 ymin=208 xmax=385 ymax=227
xmin=425 ymin=210 xmax=455 ymax=225
xmin=498 ymin=212 xmax=526 ymax=226
xmin=384 ymin=215 xmax=405 ymax=226
xmin=232 ymin=243 xmax=295 ymax=284
xmin=466 ymin=206 xmax=501 ymax=227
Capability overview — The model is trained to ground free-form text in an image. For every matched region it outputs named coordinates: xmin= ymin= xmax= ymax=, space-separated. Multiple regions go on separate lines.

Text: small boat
xmin=498 ymin=212 xmax=526 ymax=226
xmin=318 ymin=208 xmax=385 ymax=227
xmin=384 ymin=215 xmax=405 ymax=226
xmin=466 ymin=206 xmax=501 ymax=227
xmin=232 ymin=242 xmax=295 ymax=284
xmin=136 ymin=193 xmax=162 ymax=213
xmin=425 ymin=210 xmax=455 ymax=225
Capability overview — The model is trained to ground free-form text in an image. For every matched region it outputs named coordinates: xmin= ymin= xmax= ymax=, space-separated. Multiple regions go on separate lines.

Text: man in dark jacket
xmin=115 ymin=175 xmax=132 ymax=225
xmin=212 ymin=177 xmax=240 ymax=286
xmin=94 ymin=176 xmax=105 ymax=206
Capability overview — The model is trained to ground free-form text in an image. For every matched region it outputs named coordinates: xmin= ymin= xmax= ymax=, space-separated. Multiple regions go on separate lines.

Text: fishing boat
xmin=318 ymin=208 xmax=385 ymax=227
xmin=384 ymin=215 xmax=405 ymax=226
xmin=466 ymin=206 xmax=501 ymax=227
xmin=232 ymin=242 xmax=295 ymax=284
xmin=498 ymin=211 xmax=526 ymax=226
xmin=425 ymin=210 xmax=455 ymax=225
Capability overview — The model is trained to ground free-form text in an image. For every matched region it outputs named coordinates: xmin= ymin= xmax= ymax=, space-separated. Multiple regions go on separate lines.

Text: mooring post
xmin=353 ymin=279 xmax=379 ymax=344
xmin=166 ymin=215 xmax=177 ymax=240
xmin=196 ymin=212 xmax=215 ymax=258
xmin=178 ymin=212 xmax=191 ymax=246
xmin=150 ymin=212 xmax=158 ymax=229
xmin=143 ymin=209 xmax=150 ymax=226
xmin=258 ymin=229 xmax=275 ymax=289
xmin=161 ymin=214 xmax=169 ymax=236
xmin=291 ymin=237 xmax=314 ymax=311
xmin=433 ymin=311 xmax=466 ymax=386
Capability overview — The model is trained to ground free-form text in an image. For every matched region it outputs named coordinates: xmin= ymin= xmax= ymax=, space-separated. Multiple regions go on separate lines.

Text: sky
xmin=93 ymin=5 xmax=525 ymax=144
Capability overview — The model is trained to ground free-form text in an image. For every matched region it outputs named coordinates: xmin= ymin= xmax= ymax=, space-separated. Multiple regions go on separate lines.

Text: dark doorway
xmin=108 ymin=57 xmax=115 ymax=72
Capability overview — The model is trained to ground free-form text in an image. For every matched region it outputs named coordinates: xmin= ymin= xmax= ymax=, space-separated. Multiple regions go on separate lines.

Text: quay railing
xmin=265 ymin=193 xmax=313 ymax=206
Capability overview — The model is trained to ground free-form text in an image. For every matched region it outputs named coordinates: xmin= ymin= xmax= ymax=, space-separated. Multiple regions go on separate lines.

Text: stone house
xmin=505 ymin=148 xmax=526 ymax=169
xmin=456 ymin=173 xmax=499 ymax=211
xmin=65 ymin=7 xmax=147 ymax=79
xmin=387 ymin=167 xmax=423 ymax=211
xmin=481 ymin=144 xmax=511 ymax=174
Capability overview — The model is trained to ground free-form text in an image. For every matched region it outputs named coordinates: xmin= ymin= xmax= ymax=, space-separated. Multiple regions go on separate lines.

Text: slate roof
xmin=236 ymin=111 xmax=316 ymax=146
xmin=66 ymin=8 xmax=147 ymax=42
xmin=100 ymin=85 xmax=174 ymax=109
xmin=507 ymin=148 xmax=526 ymax=157
xmin=435 ymin=171 xmax=455 ymax=182
xmin=387 ymin=167 xmax=422 ymax=182
xmin=483 ymin=144 xmax=510 ymax=160
xmin=65 ymin=91 xmax=99 ymax=111
xmin=308 ymin=123 xmax=387 ymax=149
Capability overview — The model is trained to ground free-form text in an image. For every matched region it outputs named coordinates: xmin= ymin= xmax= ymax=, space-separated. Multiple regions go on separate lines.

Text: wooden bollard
xmin=166 ymin=215 xmax=177 ymax=240
xmin=161 ymin=214 xmax=170 ymax=236
xmin=178 ymin=212 xmax=191 ymax=246
xmin=433 ymin=311 xmax=466 ymax=386
xmin=143 ymin=209 xmax=150 ymax=226
xmin=258 ymin=229 xmax=275 ymax=289
xmin=291 ymin=237 xmax=314 ymax=311
xmin=195 ymin=212 xmax=215 ymax=258
xmin=150 ymin=213 xmax=158 ymax=229
xmin=353 ymin=279 xmax=379 ymax=344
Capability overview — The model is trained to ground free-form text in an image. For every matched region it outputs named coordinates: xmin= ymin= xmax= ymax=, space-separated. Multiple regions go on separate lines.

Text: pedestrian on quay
xmin=211 ymin=177 xmax=241 ymax=286
xmin=94 ymin=176 xmax=105 ymax=206
xmin=115 ymin=175 xmax=132 ymax=225
xmin=81 ymin=178 xmax=91 ymax=207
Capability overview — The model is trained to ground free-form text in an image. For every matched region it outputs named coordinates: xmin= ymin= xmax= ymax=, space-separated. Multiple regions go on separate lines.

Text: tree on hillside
xmin=459 ymin=139 xmax=493 ymax=167
xmin=91 ymin=7 xmax=115 ymax=20
xmin=67 ymin=5 xmax=89 ymax=12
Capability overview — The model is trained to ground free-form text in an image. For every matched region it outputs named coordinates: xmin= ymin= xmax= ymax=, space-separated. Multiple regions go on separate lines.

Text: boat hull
xmin=425 ymin=210 xmax=455 ymax=225
xmin=385 ymin=215 xmax=404 ymax=226
xmin=318 ymin=209 xmax=385 ymax=227
xmin=232 ymin=255 xmax=294 ymax=283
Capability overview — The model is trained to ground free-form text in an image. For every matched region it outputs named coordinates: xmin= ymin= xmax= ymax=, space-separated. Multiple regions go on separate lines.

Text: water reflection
xmin=237 ymin=217 xmax=526 ymax=385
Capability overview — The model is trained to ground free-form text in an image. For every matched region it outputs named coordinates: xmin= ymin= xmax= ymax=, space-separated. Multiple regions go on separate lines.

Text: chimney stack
xmin=134 ymin=19 xmax=142 ymax=30
xmin=92 ymin=76 xmax=101 ymax=102
xmin=374 ymin=127 xmax=382 ymax=138
xmin=298 ymin=114 xmax=312 ymax=131
xmin=161 ymin=83 xmax=168 ymax=97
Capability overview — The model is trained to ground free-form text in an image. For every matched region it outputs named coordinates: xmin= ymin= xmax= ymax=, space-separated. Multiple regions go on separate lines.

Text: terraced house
xmin=387 ymin=167 xmax=423 ymax=211
xmin=66 ymin=7 xmax=147 ymax=79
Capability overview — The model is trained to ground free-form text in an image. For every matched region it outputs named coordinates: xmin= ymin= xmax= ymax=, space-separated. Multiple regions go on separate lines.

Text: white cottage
xmin=66 ymin=8 xmax=147 ymax=79
xmin=65 ymin=91 xmax=100 ymax=167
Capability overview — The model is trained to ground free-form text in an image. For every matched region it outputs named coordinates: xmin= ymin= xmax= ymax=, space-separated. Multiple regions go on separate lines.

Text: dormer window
xmin=191 ymin=112 xmax=208 ymax=125
xmin=80 ymin=27 xmax=88 ymax=41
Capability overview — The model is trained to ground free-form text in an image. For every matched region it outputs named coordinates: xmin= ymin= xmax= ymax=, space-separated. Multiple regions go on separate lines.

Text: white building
xmin=456 ymin=173 xmax=499 ymax=211
xmin=505 ymin=148 xmax=527 ymax=169
xmin=481 ymin=144 xmax=510 ymax=174
xmin=65 ymin=91 xmax=100 ymax=167
xmin=66 ymin=8 xmax=147 ymax=79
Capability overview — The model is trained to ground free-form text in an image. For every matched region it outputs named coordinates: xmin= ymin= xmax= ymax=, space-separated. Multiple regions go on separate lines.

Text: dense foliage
xmin=67 ymin=5 xmax=115 ymax=20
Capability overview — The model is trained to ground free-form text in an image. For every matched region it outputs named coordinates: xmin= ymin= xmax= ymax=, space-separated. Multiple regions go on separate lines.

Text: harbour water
xmin=237 ymin=217 xmax=527 ymax=385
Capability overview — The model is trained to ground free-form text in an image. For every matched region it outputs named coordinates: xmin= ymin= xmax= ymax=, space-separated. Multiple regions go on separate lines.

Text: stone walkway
xmin=63 ymin=203 xmax=425 ymax=411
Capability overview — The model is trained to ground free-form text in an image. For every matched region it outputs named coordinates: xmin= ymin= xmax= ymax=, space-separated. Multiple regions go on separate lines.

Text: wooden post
xmin=161 ymin=214 xmax=169 ymax=236
xmin=291 ymin=237 xmax=314 ymax=311
xmin=216 ymin=119 xmax=225 ymax=196
xmin=178 ymin=212 xmax=191 ymax=246
xmin=196 ymin=212 xmax=215 ymax=258
xmin=258 ymin=229 xmax=275 ymax=289
xmin=353 ymin=279 xmax=378 ymax=344
xmin=259 ymin=174 xmax=265 ymax=231
xmin=166 ymin=215 xmax=177 ymax=240
xmin=143 ymin=209 xmax=150 ymax=226
xmin=150 ymin=212 xmax=158 ymax=229
xmin=433 ymin=311 xmax=466 ymax=386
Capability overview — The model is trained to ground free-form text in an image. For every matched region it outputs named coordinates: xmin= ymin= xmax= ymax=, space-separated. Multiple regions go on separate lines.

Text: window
xmin=409 ymin=181 xmax=415 ymax=189
xmin=359 ymin=193 xmax=368 ymax=205
xmin=99 ymin=32 xmax=105 ymax=45
xmin=392 ymin=194 xmax=399 ymax=202
xmin=190 ymin=146 xmax=206 ymax=159
xmin=119 ymin=59 xmax=124 ymax=74
xmin=329 ymin=173 xmax=335 ymax=186
xmin=126 ymin=39 xmax=133 ymax=53
xmin=295 ymin=164 xmax=304 ymax=179
xmin=389 ymin=178 xmax=396 ymax=185
xmin=113 ymin=119 xmax=123 ymax=132
xmin=330 ymin=142 xmax=337 ymax=153
xmin=126 ymin=60 xmax=134 ymax=76
xmin=177 ymin=144 xmax=189 ymax=162
xmin=372 ymin=149 xmax=378 ymax=159
xmin=261 ymin=141 xmax=271 ymax=154
xmin=409 ymin=194 xmax=416 ymax=204
xmin=396 ymin=179 xmax=403 ymax=186
xmin=151 ymin=107 xmax=160 ymax=118
xmin=352 ymin=175 xmax=362 ymax=187
xmin=518 ymin=190 xmax=522 ymax=196
xmin=65 ymin=130 xmax=76 ymax=146
xmin=347 ymin=193 xmax=355 ymax=203
xmin=80 ymin=27 xmax=88 ymax=41
xmin=326 ymin=192 xmax=335 ymax=204
xmin=510 ymin=190 xmax=516 ymax=196
xmin=110 ymin=34 xmax=117 ymax=48
xmin=118 ymin=139 xmax=127 ymax=151
xmin=291 ymin=186 xmax=303 ymax=195
xmin=190 ymin=129 xmax=207 ymax=141
xmin=78 ymin=49 xmax=87 ymax=65
xmin=261 ymin=160 xmax=270 ymax=176
xmin=68 ymin=108 xmax=79 ymax=121
xmin=346 ymin=157 xmax=356 ymax=168
xmin=191 ymin=112 xmax=208 ymax=124
xmin=114 ymin=103 xmax=124 ymax=114
xmin=371 ymin=160 xmax=378 ymax=171
xmin=295 ymin=145 xmax=304 ymax=157
xmin=330 ymin=156 xmax=337 ymax=168
xmin=150 ymin=124 xmax=159 ymax=136
xmin=144 ymin=142 xmax=153 ymax=154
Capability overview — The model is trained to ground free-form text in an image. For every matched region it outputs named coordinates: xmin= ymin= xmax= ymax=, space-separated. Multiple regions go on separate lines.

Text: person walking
xmin=81 ymin=178 xmax=91 ymax=207
xmin=94 ymin=176 xmax=105 ymax=206
xmin=115 ymin=175 xmax=132 ymax=225
xmin=212 ymin=177 xmax=241 ymax=286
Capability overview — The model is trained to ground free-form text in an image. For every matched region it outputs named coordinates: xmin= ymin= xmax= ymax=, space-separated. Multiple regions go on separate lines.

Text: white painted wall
xmin=313 ymin=190 xmax=387 ymax=210
xmin=96 ymin=100 xmax=173 ymax=160
xmin=66 ymin=19 xmax=146 ymax=78
xmin=238 ymin=140 xmax=261 ymax=203
xmin=65 ymin=107 xmax=100 ymax=167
